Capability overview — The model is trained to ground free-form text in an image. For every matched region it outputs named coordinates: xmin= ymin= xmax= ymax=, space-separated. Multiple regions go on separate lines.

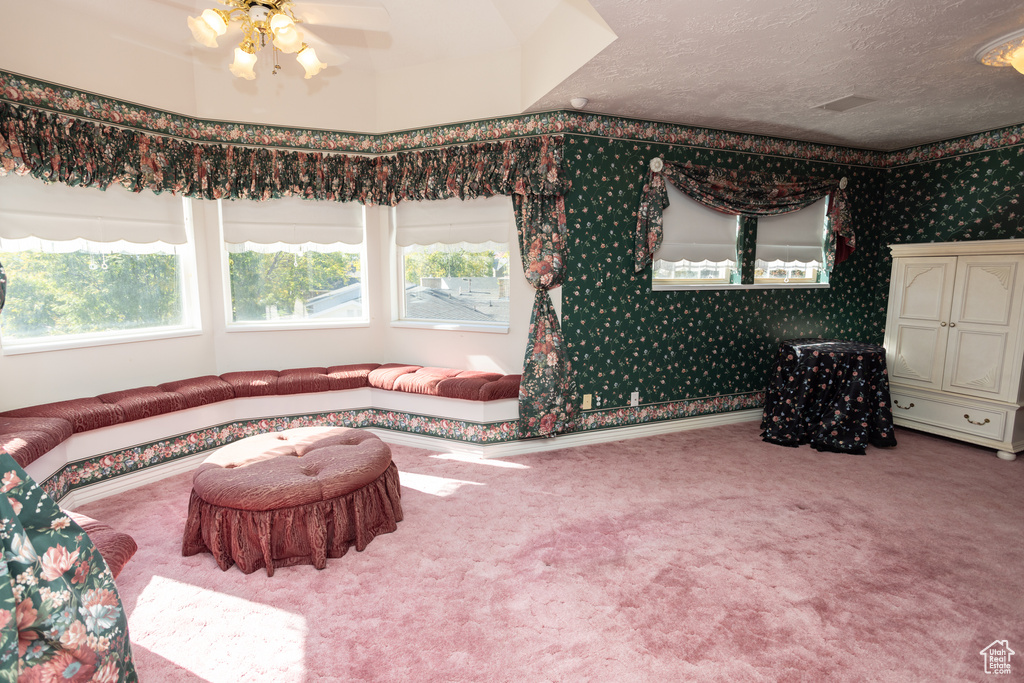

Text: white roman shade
xmin=394 ymin=195 xmax=513 ymax=247
xmin=0 ymin=172 xmax=186 ymax=246
xmin=655 ymin=182 xmax=739 ymax=263
xmin=755 ymin=197 xmax=828 ymax=262
xmin=221 ymin=195 xmax=364 ymax=247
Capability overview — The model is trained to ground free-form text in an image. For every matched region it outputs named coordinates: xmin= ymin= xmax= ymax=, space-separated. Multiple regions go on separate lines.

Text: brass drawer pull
xmin=964 ymin=414 xmax=990 ymax=426
xmin=893 ymin=400 xmax=914 ymax=410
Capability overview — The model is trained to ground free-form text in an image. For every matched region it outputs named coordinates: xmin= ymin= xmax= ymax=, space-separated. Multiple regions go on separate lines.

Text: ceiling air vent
xmin=817 ymin=95 xmax=877 ymax=112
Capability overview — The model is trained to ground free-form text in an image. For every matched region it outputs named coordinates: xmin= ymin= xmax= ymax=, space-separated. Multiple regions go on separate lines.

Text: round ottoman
xmin=181 ymin=427 xmax=403 ymax=575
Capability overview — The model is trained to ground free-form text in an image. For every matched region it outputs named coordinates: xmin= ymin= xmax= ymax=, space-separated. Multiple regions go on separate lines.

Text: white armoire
xmin=883 ymin=239 xmax=1024 ymax=460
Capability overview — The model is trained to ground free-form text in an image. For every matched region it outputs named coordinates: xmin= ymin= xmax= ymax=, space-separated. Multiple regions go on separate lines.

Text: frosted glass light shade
xmin=201 ymin=9 xmax=229 ymax=35
xmin=269 ymin=13 xmax=295 ymax=32
xmin=1011 ymin=47 xmax=1024 ymax=75
xmin=296 ymin=45 xmax=327 ymax=78
xmin=229 ymin=47 xmax=258 ymax=80
xmin=272 ymin=23 xmax=304 ymax=54
xmin=187 ymin=13 xmax=220 ymax=48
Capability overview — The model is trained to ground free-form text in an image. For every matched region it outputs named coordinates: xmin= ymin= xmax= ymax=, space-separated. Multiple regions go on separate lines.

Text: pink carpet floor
xmin=75 ymin=421 xmax=1023 ymax=682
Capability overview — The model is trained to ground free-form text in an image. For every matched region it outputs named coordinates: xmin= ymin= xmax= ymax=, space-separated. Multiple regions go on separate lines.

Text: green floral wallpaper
xmin=560 ymin=135 xmax=1023 ymax=415
xmin=881 ymin=146 xmax=1024 ymax=245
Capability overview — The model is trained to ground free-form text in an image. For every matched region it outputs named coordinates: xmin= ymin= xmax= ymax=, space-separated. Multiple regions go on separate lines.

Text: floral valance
xmin=634 ymin=160 xmax=854 ymax=272
xmin=0 ymin=101 xmax=567 ymax=204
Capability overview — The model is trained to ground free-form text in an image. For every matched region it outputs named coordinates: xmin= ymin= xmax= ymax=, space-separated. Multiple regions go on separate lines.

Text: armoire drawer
xmin=890 ymin=391 xmax=1007 ymax=440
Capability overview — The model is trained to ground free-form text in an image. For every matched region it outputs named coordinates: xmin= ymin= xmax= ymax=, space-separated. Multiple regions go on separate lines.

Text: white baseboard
xmin=57 ymin=409 xmax=763 ymax=507
xmin=477 ymin=408 xmax=763 ymax=457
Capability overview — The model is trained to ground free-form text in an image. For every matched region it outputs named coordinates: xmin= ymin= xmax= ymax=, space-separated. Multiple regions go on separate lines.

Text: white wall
xmin=0 ymin=189 xmax=533 ymax=412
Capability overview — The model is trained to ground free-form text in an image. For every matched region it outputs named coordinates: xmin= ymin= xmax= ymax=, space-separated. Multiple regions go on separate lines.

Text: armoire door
xmin=942 ymin=254 xmax=1024 ymax=401
xmin=887 ymin=256 xmax=957 ymax=390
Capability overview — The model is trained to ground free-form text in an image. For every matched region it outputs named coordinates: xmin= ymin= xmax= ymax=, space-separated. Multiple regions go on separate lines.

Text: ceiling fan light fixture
xmin=188 ymin=0 xmax=340 ymax=79
xmin=975 ymin=28 xmax=1024 ymax=75
xmin=202 ymin=8 xmax=230 ymax=35
xmin=230 ymin=42 xmax=258 ymax=80
xmin=188 ymin=9 xmax=229 ymax=48
xmin=271 ymin=14 xmax=305 ymax=54
xmin=269 ymin=12 xmax=295 ymax=31
xmin=1010 ymin=47 xmax=1024 ymax=75
xmin=296 ymin=43 xmax=327 ymax=79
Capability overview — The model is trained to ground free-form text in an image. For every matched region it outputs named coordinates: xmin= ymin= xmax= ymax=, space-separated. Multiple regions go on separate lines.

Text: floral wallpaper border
xmin=35 ymin=393 xmax=764 ymax=501
xmin=5 ymin=69 xmax=1020 ymax=167
xmin=575 ymin=392 xmax=764 ymax=431
xmin=39 ymin=410 xmax=522 ymax=501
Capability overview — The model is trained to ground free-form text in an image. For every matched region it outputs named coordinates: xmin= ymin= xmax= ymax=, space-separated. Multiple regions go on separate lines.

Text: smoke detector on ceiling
xmin=570 ymin=97 xmax=589 ymax=110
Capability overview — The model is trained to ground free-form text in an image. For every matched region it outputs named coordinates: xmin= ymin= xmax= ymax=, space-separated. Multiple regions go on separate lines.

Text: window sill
xmin=1 ymin=326 xmax=204 ymax=356
xmin=225 ymin=320 xmax=370 ymax=333
xmin=653 ymin=282 xmax=830 ymax=292
xmin=390 ymin=320 xmax=510 ymax=334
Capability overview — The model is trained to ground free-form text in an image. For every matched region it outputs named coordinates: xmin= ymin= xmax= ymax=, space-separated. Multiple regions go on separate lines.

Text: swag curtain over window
xmin=634 ymin=160 xmax=854 ymax=274
xmin=0 ymin=99 xmax=576 ymax=438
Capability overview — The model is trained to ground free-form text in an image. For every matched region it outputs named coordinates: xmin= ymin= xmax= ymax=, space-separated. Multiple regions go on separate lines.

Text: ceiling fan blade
xmin=296 ymin=3 xmax=391 ymax=32
xmin=296 ymin=24 xmax=351 ymax=66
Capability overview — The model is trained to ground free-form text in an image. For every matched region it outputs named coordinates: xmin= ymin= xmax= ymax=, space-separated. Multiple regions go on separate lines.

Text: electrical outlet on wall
xmin=630 ymin=391 xmax=639 ymax=407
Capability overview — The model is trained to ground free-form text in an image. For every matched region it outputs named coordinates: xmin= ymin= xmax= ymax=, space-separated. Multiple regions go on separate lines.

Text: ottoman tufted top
xmin=192 ymin=427 xmax=393 ymax=512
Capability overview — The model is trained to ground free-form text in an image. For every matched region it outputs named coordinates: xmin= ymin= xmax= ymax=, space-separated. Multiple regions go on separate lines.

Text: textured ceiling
xmin=530 ymin=0 xmax=1024 ymax=150
xmin=3 ymin=0 xmax=1024 ymax=150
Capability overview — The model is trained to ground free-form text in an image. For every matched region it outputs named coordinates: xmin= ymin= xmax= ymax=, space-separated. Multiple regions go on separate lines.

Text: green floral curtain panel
xmin=634 ymin=160 xmax=854 ymax=273
xmin=513 ymin=194 xmax=578 ymax=438
xmin=0 ymin=452 xmax=137 ymax=681
xmin=0 ymin=261 xmax=5 ymax=312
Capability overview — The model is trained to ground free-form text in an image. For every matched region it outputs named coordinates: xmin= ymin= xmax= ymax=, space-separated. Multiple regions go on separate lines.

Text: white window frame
xmin=753 ymin=197 xmax=829 ymax=287
xmin=390 ymin=196 xmax=513 ymax=334
xmin=652 ymin=182 xmax=740 ymax=291
xmin=218 ymin=198 xmax=370 ymax=332
xmin=0 ymin=178 xmax=202 ymax=355
xmin=653 ymin=189 xmax=832 ymax=292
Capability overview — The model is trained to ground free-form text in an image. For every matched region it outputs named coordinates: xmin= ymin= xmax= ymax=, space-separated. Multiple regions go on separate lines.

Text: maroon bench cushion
xmin=326 ymin=363 xmax=381 ymax=390
xmin=367 ymin=364 xmax=422 ymax=391
xmin=393 ymin=367 xmax=464 ymax=396
xmin=98 ymin=387 xmax=187 ymax=421
xmin=480 ymin=375 xmax=522 ymax=401
xmin=0 ymin=398 xmax=125 ymax=433
xmin=159 ymin=375 xmax=235 ymax=408
xmin=64 ymin=510 xmax=138 ymax=580
xmin=221 ymin=371 xmax=280 ymax=397
xmin=278 ymin=367 xmax=332 ymax=395
xmin=436 ymin=371 xmax=503 ymax=401
xmin=0 ymin=416 xmax=75 ymax=468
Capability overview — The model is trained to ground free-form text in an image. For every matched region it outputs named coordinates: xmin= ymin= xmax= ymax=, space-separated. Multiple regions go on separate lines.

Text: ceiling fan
xmin=187 ymin=0 xmax=390 ymax=80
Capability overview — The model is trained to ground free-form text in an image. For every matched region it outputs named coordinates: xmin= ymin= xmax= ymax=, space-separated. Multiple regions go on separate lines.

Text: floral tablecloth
xmin=0 ymin=452 xmax=137 ymax=681
xmin=760 ymin=339 xmax=897 ymax=455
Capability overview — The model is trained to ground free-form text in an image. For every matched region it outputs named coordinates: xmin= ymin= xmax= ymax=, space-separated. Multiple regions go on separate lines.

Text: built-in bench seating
xmin=0 ymin=363 xmax=521 ymax=470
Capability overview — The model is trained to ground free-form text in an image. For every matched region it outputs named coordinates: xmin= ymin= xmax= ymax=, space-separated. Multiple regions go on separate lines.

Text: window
xmin=652 ymin=185 xmax=830 ymax=290
xmin=393 ymin=195 xmax=513 ymax=330
xmin=220 ymin=196 xmax=366 ymax=328
xmin=652 ymin=181 xmax=740 ymax=288
xmin=754 ymin=197 xmax=828 ymax=285
xmin=0 ymin=175 xmax=200 ymax=352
